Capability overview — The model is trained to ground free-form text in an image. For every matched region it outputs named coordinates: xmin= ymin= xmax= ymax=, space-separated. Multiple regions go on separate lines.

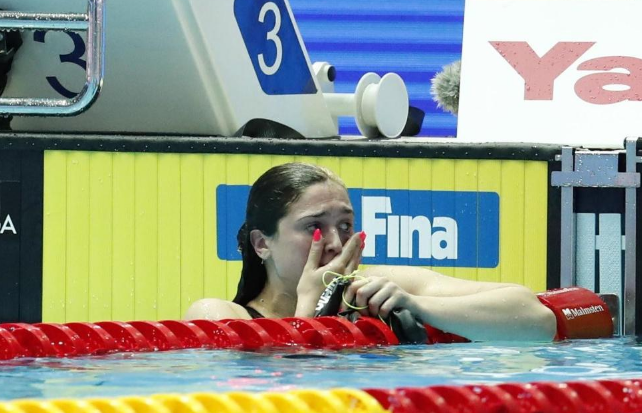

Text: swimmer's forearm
xmin=412 ymin=286 xmax=557 ymax=341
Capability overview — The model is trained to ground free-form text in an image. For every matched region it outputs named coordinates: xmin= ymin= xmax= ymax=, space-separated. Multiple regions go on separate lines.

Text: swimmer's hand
xmin=295 ymin=230 xmax=363 ymax=317
xmin=340 ymin=276 xmax=417 ymax=320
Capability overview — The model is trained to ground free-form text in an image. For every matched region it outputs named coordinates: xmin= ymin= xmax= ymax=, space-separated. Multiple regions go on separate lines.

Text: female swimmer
xmin=186 ymin=162 xmax=556 ymax=341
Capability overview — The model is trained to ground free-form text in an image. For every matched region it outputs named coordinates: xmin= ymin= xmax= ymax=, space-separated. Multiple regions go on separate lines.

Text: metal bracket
xmin=552 ymin=139 xmax=639 ymax=336
xmin=552 ymin=150 xmax=640 ymax=188
xmin=0 ymin=0 xmax=105 ymax=116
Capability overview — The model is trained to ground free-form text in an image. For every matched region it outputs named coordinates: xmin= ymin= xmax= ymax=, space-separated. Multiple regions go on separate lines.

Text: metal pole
xmin=560 ymin=147 xmax=575 ymax=287
xmin=623 ymin=138 xmax=637 ymax=335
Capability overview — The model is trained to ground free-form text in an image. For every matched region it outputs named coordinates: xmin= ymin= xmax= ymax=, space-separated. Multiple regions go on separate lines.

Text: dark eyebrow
xmin=341 ymin=206 xmax=355 ymax=215
xmin=297 ymin=206 xmax=354 ymax=221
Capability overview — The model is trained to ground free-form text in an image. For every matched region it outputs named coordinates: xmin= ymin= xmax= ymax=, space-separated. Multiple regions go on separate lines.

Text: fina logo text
xmin=362 ymin=196 xmax=457 ymax=260
xmin=562 ymin=305 xmax=605 ymax=320
xmin=216 ymin=185 xmax=500 ymax=268
xmin=0 ymin=214 xmax=16 ymax=235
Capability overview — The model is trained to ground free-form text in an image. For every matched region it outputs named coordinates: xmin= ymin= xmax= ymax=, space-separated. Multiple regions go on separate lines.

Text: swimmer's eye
xmin=304 ymin=221 xmax=352 ymax=234
xmin=339 ymin=222 xmax=353 ymax=233
xmin=305 ymin=222 xmax=321 ymax=233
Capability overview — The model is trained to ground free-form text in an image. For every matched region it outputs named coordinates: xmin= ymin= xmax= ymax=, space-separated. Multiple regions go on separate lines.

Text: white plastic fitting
xmin=312 ymin=62 xmax=336 ymax=94
xmin=322 ymin=72 xmax=409 ymax=139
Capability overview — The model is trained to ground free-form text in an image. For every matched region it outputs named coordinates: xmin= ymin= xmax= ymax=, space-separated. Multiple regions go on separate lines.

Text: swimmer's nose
xmin=323 ymin=227 xmax=343 ymax=256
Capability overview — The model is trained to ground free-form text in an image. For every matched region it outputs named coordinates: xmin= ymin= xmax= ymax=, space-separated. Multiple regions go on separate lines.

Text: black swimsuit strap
xmin=244 ymin=305 xmax=265 ymax=319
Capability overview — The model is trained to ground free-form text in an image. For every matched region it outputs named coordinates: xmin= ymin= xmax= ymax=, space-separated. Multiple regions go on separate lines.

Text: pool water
xmin=1 ymin=338 xmax=641 ymax=400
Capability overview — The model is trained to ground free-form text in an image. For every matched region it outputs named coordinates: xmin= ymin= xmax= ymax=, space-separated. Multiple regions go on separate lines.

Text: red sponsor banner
xmin=458 ymin=0 xmax=642 ymax=147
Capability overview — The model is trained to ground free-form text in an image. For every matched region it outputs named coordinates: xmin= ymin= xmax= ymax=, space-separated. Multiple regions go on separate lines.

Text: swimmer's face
xmin=265 ymin=181 xmax=354 ymax=283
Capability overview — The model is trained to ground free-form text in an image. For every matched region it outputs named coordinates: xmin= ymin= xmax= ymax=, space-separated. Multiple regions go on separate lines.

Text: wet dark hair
xmin=233 ymin=162 xmax=345 ymax=305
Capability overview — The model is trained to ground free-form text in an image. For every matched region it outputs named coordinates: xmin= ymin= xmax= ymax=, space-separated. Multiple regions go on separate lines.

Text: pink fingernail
xmin=313 ymin=228 xmax=321 ymax=242
xmin=359 ymin=231 xmax=367 ymax=241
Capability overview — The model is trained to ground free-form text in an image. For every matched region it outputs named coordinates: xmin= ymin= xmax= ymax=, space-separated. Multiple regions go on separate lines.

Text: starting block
xmin=0 ymin=0 xmax=409 ymax=138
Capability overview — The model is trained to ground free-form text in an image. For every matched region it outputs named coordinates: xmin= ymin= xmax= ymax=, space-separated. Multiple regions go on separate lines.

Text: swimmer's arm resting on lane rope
xmin=184 ymin=266 xmax=557 ymax=342
xmin=345 ymin=265 xmax=558 ymax=342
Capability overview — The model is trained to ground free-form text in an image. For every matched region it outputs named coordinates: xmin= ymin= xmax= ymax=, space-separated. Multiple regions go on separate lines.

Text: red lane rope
xmin=0 ymin=317 xmax=400 ymax=359
xmin=364 ymin=379 xmax=642 ymax=413
xmin=0 ymin=319 xmax=639 ymax=412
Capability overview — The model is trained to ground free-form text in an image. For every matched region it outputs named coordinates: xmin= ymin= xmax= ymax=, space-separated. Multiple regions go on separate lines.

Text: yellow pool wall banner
xmin=42 ymin=151 xmax=548 ymax=323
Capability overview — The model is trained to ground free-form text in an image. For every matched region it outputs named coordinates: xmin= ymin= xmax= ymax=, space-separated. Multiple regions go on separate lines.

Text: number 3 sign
xmin=234 ymin=0 xmax=316 ymax=95
xmin=34 ymin=31 xmax=87 ymax=99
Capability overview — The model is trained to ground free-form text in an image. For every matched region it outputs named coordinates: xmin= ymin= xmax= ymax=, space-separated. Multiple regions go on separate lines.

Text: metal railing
xmin=0 ymin=0 xmax=104 ymax=116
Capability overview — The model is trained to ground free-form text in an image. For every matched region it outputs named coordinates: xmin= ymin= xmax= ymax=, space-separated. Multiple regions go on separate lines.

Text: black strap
xmin=388 ymin=308 xmax=428 ymax=344
xmin=314 ymin=277 xmax=429 ymax=344
xmin=244 ymin=305 xmax=265 ymax=319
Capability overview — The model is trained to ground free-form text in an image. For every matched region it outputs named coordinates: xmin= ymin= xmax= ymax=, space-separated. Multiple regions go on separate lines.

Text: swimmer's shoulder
xmin=184 ymin=298 xmax=252 ymax=320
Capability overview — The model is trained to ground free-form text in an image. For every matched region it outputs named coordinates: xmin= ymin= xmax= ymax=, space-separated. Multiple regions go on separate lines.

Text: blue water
xmin=1 ymin=338 xmax=641 ymax=401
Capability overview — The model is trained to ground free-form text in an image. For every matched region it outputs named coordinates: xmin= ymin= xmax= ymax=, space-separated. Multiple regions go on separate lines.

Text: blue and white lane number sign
xmin=234 ymin=0 xmax=317 ymax=95
xmin=217 ymin=186 xmax=500 ymax=268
